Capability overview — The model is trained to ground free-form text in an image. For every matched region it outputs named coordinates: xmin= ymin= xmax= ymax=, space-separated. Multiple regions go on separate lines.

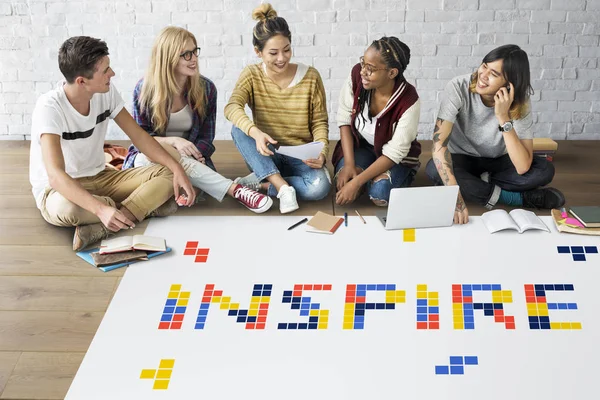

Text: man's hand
xmin=494 ymin=82 xmax=514 ymax=122
xmin=335 ymin=179 xmax=361 ymax=205
xmin=336 ymin=165 xmax=361 ymax=190
xmin=303 ymin=154 xmax=326 ymax=169
xmin=96 ymin=204 xmax=136 ymax=232
xmin=250 ymin=127 xmax=278 ymax=156
xmin=169 ymin=137 xmax=203 ymax=161
xmin=454 ymin=192 xmax=469 ymax=225
xmin=172 ymin=169 xmax=196 ymax=206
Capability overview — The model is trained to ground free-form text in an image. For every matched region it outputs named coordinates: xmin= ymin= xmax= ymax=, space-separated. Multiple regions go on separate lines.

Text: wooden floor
xmin=0 ymin=140 xmax=598 ymax=399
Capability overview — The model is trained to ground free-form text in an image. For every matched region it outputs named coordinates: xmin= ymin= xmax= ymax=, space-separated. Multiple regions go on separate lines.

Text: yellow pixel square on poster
xmin=159 ymin=359 xmax=175 ymax=369
xmin=153 ymin=380 xmax=170 ymax=390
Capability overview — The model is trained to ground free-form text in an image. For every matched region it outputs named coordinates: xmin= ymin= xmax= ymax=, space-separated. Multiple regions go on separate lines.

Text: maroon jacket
xmin=332 ymin=63 xmax=421 ymax=168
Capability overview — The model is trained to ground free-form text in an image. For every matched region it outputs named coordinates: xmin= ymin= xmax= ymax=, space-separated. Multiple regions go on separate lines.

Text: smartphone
xmin=506 ymin=83 xmax=511 ymax=93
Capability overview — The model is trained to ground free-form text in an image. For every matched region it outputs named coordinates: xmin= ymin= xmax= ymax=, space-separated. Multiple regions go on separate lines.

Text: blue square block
xmin=386 ymin=284 xmax=395 ymax=290
xmin=492 ymin=284 xmax=501 ymax=290
xmin=277 ymin=323 xmax=287 ymax=329
xmin=472 ymin=284 xmax=482 ymax=290
xmin=573 ymin=254 xmax=586 ymax=261
xmin=484 ymin=310 xmax=494 ymax=316
xmin=554 ymin=284 xmax=564 ymax=290
xmin=465 ymin=323 xmax=475 ymax=329
xmin=544 ymin=284 xmax=554 ymax=290
xmin=568 ymin=303 xmax=578 ymax=309
xmin=308 ymin=323 xmax=318 ymax=329
xmin=264 ymin=284 xmax=273 ymax=290
xmin=585 ymin=246 xmax=598 ymax=253
xmin=548 ymin=303 xmax=558 ymax=310
xmin=571 ymin=246 xmax=585 ymax=254
xmin=450 ymin=366 xmax=464 ymax=375
xmin=298 ymin=323 xmax=308 ymax=329
xmin=417 ymin=306 xmax=427 ymax=313
xmin=464 ymin=356 xmax=478 ymax=365
xmin=288 ymin=323 xmax=298 ymax=329
xmin=377 ymin=284 xmax=386 ymax=290
xmin=558 ymin=303 xmax=568 ymax=310
xmin=166 ymin=299 xmax=177 ymax=306
xmin=160 ymin=314 xmax=172 ymax=322
xmin=565 ymin=284 xmax=574 ymax=290
xmin=449 ymin=356 xmax=463 ymax=365
xmin=417 ymin=314 xmax=428 ymax=322
xmin=429 ymin=307 xmax=439 ymax=313
xmin=435 ymin=366 xmax=449 ymax=375
xmin=282 ymin=297 xmax=291 ymax=303
xmin=557 ymin=246 xmax=570 ymax=254
xmin=163 ymin=306 xmax=175 ymax=313
xmin=194 ymin=323 xmax=204 ymax=329
xmin=291 ymin=303 xmax=300 ymax=310
xmin=356 ymin=284 xmax=366 ymax=291
xmin=482 ymin=284 xmax=492 ymax=290
xmin=366 ymin=284 xmax=376 ymax=291
xmin=417 ymin=299 xmax=428 ymax=306
xmin=283 ymin=290 xmax=292 ymax=296
xmin=299 ymin=310 xmax=309 ymax=316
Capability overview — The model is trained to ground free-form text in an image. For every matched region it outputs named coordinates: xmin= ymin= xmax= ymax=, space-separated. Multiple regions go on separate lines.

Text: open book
xmin=481 ymin=209 xmax=549 ymax=234
xmin=99 ymin=235 xmax=166 ymax=254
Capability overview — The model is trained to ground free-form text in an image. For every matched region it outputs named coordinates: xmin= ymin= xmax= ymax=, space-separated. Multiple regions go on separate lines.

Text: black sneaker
xmin=522 ymin=187 xmax=566 ymax=209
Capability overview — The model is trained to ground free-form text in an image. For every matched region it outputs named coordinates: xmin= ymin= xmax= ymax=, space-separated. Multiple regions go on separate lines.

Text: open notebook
xmin=482 ymin=209 xmax=549 ymax=234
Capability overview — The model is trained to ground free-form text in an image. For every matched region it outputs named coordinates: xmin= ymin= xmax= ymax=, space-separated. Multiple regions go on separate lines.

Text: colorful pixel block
xmin=435 ymin=356 xmax=478 ymax=375
xmin=158 ymin=284 xmax=191 ymax=330
xmin=195 ymin=284 xmax=272 ymax=330
xmin=524 ymin=284 xmax=581 ymax=330
xmin=184 ymin=241 xmax=210 ymax=262
xmin=416 ymin=284 xmax=440 ymax=330
xmin=452 ymin=284 xmax=515 ymax=330
xmin=343 ymin=284 xmax=406 ymax=330
xmin=140 ymin=359 xmax=175 ymax=390
xmin=278 ymin=284 xmax=332 ymax=330
xmin=557 ymin=245 xmax=598 ymax=262
xmin=403 ymin=228 xmax=416 ymax=242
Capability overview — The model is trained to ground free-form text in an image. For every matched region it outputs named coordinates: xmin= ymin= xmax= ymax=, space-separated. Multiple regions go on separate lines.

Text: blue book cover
xmin=76 ymin=247 xmax=172 ymax=272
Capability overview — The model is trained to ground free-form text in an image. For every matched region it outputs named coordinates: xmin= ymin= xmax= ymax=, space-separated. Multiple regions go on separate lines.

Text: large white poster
xmin=66 ymin=216 xmax=599 ymax=399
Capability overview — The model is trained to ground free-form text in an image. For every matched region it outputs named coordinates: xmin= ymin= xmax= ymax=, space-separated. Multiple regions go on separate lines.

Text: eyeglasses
xmin=359 ymin=56 xmax=388 ymax=77
xmin=180 ymin=47 xmax=201 ymax=61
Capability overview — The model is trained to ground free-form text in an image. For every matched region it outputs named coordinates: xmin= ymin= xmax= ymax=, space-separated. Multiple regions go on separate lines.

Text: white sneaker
xmin=233 ymin=173 xmax=262 ymax=191
xmin=277 ymin=185 xmax=299 ymax=214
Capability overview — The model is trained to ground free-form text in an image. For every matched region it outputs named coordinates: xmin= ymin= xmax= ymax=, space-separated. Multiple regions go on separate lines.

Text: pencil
xmin=355 ymin=209 xmax=366 ymax=224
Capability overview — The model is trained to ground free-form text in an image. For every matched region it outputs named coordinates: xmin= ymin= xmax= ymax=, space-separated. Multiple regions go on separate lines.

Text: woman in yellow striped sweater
xmin=224 ymin=3 xmax=331 ymax=214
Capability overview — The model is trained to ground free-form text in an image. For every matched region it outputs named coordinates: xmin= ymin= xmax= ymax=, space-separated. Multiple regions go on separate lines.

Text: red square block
xmin=452 ymin=296 xmax=462 ymax=303
xmin=183 ymin=248 xmax=196 ymax=256
xmin=417 ymin=322 xmax=428 ymax=329
xmin=170 ymin=322 xmax=182 ymax=329
xmin=452 ymin=284 xmax=461 ymax=291
xmin=293 ymin=291 xmax=302 ymax=297
xmin=524 ymin=284 xmax=534 ymax=291
xmin=347 ymin=284 xmax=356 ymax=291
xmin=314 ymin=284 xmax=323 ymax=290
xmin=256 ymin=323 xmax=266 ymax=329
xmin=259 ymin=304 xmax=269 ymax=310
xmin=506 ymin=322 xmax=516 ymax=329
xmin=158 ymin=322 xmax=170 ymax=330
xmin=495 ymin=316 xmax=505 ymax=323
xmin=505 ymin=316 xmax=515 ymax=324
xmin=304 ymin=284 xmax=312 ymax=290
xmin=526 ymin=296 xmax=536 ymax=303
xmin=294 ymin=284 xmax=302 ymax=291
xmin=205 ymin=284 xmax=215 ymax=290
xmin=214 ymin=290 xmax=222 ymax=297
xmin=173 ymin=314 xmax=184 ymax=322
xmin=537 ymin=297 xmax=546 ymax=303
xmin=258 ymin=317 xmax=267 ymax=323
xmin=196 ymin=248 xmax=210 ymax=256
xmin=463 ymin=296 xmax=472 ymax=303
xmin=323 ymin=284 xmax=332 ymax=290
xmin=355 ymin=296 xmax=366 ymax=303
xmin=429 ymin=314 xmax=439 ymax=322
xmin=429 ymin=322 xmax=440 ymax=329
xmin=186 ymin=241 xmax=199 ymax=247
xmin=345 ymin=296 xmax=355 ymax=303
xmin=195 ymin=255 xmax=208 ymax=263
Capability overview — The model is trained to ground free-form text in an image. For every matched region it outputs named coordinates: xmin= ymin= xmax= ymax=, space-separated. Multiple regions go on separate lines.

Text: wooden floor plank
xmin=0 ymin=312 xmax=103 ymax=352
xmin=0 ymin=277 xmax=117 ymax=312
xmin=0 ymin=352 xmax=21 ymax=397
xmin=1 ymin=352 xmax=84 ymax=400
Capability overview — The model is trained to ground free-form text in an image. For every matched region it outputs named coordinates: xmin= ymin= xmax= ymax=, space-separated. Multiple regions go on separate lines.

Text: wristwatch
xmin=498 ymin=120 xmax=514 ymax=133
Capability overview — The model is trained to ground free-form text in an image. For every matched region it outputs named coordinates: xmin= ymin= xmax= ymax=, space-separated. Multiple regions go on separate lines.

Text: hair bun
xmin=252 ymin=3 xmax=277 ymax=22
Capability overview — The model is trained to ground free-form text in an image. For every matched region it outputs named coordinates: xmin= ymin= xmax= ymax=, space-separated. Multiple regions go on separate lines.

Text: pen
xmin=287 ymin=217 xmax=308 ymax=231
xmin=560 ymin=207 xmax=567 ymax=218
xmin=344 ymin=212 xmax=348 ymax=227
xmin=355 ymin=209 xmax=366 ymax=224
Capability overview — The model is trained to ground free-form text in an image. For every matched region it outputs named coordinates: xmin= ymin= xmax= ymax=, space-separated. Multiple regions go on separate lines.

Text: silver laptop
xmin=377 ymin=186 xmax=460 ymax=230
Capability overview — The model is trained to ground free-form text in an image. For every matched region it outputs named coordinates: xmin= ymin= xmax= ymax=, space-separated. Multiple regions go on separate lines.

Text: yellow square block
xmin=168 ymin=291 xmax=179 ymax=299
xmin=248 ymin=309 xmax=258 ymax=317
xmin=219 ymin=302 xmax=230 ymax=310
xmin=318 ymin=323 xmax=328 ymax=329
xmin=251 ymin=296 xmax=261 ymax=303
xmin=396 ymin=290 xmax=406 ymax=297
xmin=170 ymin=284 xmax=182 ymax=291
xmin=177 ymin=299 xmax=189 ymax=307
xmin=159 ymin=359 xmax=175 ymax=369
xmin=321 ymin=316 xmax=329 ymax=323
xmin=537 ymin=304 xmax=548 ymax=311
xmin=211 ymin=296 xmax=222 ymax=303
xmin=250 ymin=303 xmax=259 ymax=310
xmin=403 ymin=229 xmax=416 ymax=242
xmin=343 ymin=316 xmax=354 ymax=323
xmin=222 ymin=296 xmax=231 ymax=303
xmin=538 ymin=309 xmax=549 ymax=317
xmin=321 ymin=310 xmax=329 ymax=316
xmin=561 ymin=322 xmax=571 ymax=329
xmin=261 ymin=296 xmax=270 ymax=303
xmin=416 ymin=292 xmax=426 ymax=299
xmin=454 ymin=323 xmax=464 ymax=330
xmin=156 ymin=369 xmax=173 ymax=379
xmin=502 ymin=290 xmax=511 ymax=297
xmin=229 ymin=303 xmax=239 ymax=310
xmin=310 ymin=310 xmax=319 ymax=316
xmin=551 ymin=322 xmax=562 ymax=330
xmin=453 ymin=303 xmax=462 ymax=310
xmin=429 ymin=299 xmax=439 ymax=306
xmin=504 ymin=296 xmax=513 ymax=303
xmin=343 ymin=323 xmax=353 ymax=330
xmin=417 ymin=284 xmax=427 ymax=291
xmin=453 ymin=316 xmax=463 ymax=323
xmin=571 ymin=322 xmax=582 ymax=330
xmin=344 ymin=304 xmax=355 ymax=311
xmin=153 ymin=379 xmax=170 ymax=390
xmin=179 ymin=292 xmax=190 ymax=299
xmin=428 ymin=292 xmax=438 ymax=299
xmin=492 ymin=295 xmax=502 ymax=304
xmin=396 ymin=297 xmax=406 ymax=304
xmin=140 ymin=369 xmax=155 ymax=379
xmin=527 ymin=304 xmax=537 ymax=311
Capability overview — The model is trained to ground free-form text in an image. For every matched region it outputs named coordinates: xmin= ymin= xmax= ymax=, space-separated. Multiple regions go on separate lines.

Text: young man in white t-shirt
xmin=29 ymin=36 xmax=195 ymax=251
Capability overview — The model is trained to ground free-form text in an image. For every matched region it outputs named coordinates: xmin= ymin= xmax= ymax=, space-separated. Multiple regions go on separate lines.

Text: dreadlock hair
xmin=251 ymin=3 xmax=292 ymax=52
xmin=356 ymin=36 xmax=411 ymax=130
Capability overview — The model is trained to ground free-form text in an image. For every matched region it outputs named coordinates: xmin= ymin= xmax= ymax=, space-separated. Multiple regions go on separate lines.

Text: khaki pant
xmin=40 ymin=163 xmax=174 ymax=227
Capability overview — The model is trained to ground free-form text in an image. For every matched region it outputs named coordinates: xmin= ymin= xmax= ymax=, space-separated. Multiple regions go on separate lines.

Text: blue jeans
xmin=425 ymin=153 xmax=555 ymax=208
xmin=334 ymin=145 xmax=417 ymax=204
xmin=231 ymin=126 xmax=331 ymax=201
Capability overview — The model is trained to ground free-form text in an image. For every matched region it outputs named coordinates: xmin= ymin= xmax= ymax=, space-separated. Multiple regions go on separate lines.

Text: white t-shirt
xmin=29 ymin=82 xmax=125 ymax=209
xmin=165 ymin=104 xmax=193 ymax=138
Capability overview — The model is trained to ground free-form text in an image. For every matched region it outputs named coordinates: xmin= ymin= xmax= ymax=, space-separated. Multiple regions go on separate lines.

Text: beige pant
xmin=40 ymin=163 xmax=174 ymax=227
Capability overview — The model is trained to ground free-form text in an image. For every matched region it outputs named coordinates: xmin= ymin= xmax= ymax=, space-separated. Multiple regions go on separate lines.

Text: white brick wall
xmin=0 ymin=0 xmax=599 ymax=141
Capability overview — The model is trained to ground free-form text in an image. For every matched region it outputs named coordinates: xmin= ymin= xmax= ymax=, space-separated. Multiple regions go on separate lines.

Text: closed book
xmin=306 ymin=211 xmax=344 ymax=235
xmin=91 ymin=250 xmax=148 ymax=267
xmin=569 ymin=206 xmax=600 ymax=228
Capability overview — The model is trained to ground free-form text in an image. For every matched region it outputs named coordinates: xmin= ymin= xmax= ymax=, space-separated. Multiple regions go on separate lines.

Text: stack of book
xmin=533 ymin=138 xmax=558 ymax=162
xmin=551 ymin=206 xmax=600 ymax=236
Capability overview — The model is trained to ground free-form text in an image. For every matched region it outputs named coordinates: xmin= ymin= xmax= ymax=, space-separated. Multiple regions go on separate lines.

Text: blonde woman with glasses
xmin=123 ymin=26 xmax=272 ymax=213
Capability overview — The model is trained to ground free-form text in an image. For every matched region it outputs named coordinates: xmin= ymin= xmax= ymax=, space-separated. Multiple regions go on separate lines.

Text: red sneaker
xmin=232 ymin=184 xmax=273 ymax=213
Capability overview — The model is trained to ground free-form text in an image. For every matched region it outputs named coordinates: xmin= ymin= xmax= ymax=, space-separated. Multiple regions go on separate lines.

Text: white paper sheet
xmin=275 ymin=141 xmax=324 ymax=160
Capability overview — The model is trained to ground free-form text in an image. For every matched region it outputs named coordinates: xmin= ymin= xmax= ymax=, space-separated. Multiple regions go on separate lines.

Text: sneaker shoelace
xmin=235 ymin=187 xmax=262 ymax=208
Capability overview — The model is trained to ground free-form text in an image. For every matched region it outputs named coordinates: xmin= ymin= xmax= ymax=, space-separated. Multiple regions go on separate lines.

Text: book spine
xmin=330 ymin=218 xmax=344 ymax=233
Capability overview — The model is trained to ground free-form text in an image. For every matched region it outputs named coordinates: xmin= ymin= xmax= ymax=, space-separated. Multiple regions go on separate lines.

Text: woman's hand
xmin=249 ymin=127 xmax=278 ymax=156
xmin=494 ymin=82 xmax=514 ymax=123
xmin=169 ymin=137 xmax=203 ymax=161
xmin=335 ymin=179 xmax=361 ymax=205
xmin=303 ymin=154 xmax=326 ymax=169
xmin=336 ymin=165 xmax=361 ymax=190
